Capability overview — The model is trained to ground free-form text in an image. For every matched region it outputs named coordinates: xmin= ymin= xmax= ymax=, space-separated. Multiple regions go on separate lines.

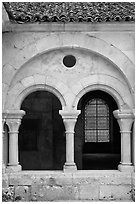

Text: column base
xmin=6 ymin=164 xmax=22 ymax=173
xmin=118 ymin=164 xmax=134 ymax=172
xmin=63 ymin=162 xmax=77 ymax=172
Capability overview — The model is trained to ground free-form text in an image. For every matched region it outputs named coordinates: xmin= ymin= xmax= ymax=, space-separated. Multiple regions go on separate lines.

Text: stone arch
xmin=5 ymin=77 xmax=66 ymax=110
xmin=72 ymin=74 xmax=134 ymax=110
xmin=4 ymin=33 xmax=134 ymax=91
xmin=21 ymin=33 xmax=134 ymax=90
xmin=4 ymin=33 xmax=134 ymax=111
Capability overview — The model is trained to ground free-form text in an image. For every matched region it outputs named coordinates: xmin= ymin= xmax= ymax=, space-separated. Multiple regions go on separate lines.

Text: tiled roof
xmin=3 ymin=2 xmax=135 ymax=24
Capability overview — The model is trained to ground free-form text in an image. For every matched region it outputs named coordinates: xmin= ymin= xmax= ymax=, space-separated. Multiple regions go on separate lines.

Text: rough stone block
xmin=35 ymin=35 xmax=60 ymax=53
xmin=80 ymin=75 xmax=98 ymax=87
xmin=79 ymin=183 xmax=99 ymax=200
xmin=30 ymin=184 xmax=79 ymax=201
xmin=9 ymin=82 xmax=25 ymax=96
xmin=99 ymin=184 xmax=132 ymax=201
xmin=64 ymin=92 xmax=76 ymax=107
xmin=14 ymin=186 xmax=30 ymax=202
xmin=2 ymin=174 xmax=9 ymax=188
xmin=48 ymin=173 xmax=73 ymax=186
xmin=98 ymin=172 xmax=132 ymax=185
xmin=2 ymin=64 xmax=16 ymax=85
xmin=21 ymin=76 xmax=34 ymax=87
xmin=55 ymin=81 xmax=69 ymax=95
xmin=71 ymin=81 xmax=84 ymax=95
xmin=9 ymin=174 xmax=35 ymax=186
xmin=73 ymin=173 xmax=98 ymax=185
xmin=2 ymin=186 xmax=14 ymax=202
xmin=33 ymin=74 xmax=46 ymax=84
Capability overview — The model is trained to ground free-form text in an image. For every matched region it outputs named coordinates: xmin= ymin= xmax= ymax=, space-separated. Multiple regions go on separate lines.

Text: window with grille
xmin=84 ymin=98 xmax=110 ymax=143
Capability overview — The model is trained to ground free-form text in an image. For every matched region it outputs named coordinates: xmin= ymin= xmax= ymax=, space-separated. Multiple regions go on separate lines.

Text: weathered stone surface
xmin=2 ymin=174 xmax=9 ymax=188
xmin=3 ymin=171 xmax=134 ymax=201
xmin=72 ymin=170 xmax=132 ymax=185
xmin=31 ymin=184 xmax=79 ymax=201
xmin=131 ymin=172 xmax=135 ymax=201
xmin=33 ymin=74 xmax=46 ymax=84
xmin=14 ymin=186 xmax=30 ymax=201
xmin=48 ymin=173 xmax=73 ymax=186
xmin=79 ymin=183 xmax=99 ymax=200
xmin=2 ymin=64 xmax=16 ymax=85
xmin=21 ymin=76 xmax=35 ymax=87
xmin=99 ymin=185 xmax=132 ymax=201
xmin=9 ymin=173 xmax=35 ymax=186
xmin=2 ymin=186 xmax=14 ymax=202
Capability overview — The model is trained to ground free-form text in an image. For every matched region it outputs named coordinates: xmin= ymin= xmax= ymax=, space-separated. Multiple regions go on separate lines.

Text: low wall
xmin=2 ymin=170 xmax=135 ymax=201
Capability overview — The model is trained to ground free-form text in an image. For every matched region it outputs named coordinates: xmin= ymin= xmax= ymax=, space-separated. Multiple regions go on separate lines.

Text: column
xmin=113 ymin=109 xmax=134 ymax=172
xmin=6 ymin=110 xmax=25 ymax=172
xmin=59 ymin=109 xmax=81 ymax=171
xmin=2 ymin=113 xmax=7 ymax=173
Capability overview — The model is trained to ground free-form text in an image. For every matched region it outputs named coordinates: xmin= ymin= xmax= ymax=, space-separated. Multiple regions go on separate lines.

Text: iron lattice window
xmin=84 ymin=98 xmax=110 ymax=143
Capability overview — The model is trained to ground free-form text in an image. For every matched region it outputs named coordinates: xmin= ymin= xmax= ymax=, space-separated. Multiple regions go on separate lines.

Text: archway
xmin=75 ymin=90 xmax=121 ymax=170
xmin=19 ymin=91 xmax=65 ymax=170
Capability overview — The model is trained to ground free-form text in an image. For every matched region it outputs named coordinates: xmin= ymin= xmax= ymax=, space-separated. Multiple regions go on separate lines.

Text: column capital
xmin=2 ymin=112 xmax=7 ymax=128
xmin=113 ymin=109 xmax=134 ymax=132
xmin=113 ymin=109 xmax=134 ymax=120
xmin=5 ymin=110 xmax=25 ymax=132
xmin=59 ymin=109 xmax=81 ymax=133
xmin=59 ymin=109 xmax=81 ymax=119
xmin=4 ymin=110 xmax=26 ymax=119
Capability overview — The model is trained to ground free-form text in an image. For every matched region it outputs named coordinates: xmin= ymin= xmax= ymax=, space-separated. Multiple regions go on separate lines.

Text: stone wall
xmin=2 ymin=171 xmax=135 ymax=201
xmin=2 ymin=24 xmax=135 ymax=201
xmin=3 ymin=31 xmax=134 ymax=111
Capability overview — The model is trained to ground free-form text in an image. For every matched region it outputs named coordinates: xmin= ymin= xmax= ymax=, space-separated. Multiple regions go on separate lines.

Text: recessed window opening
xmin=75 ymin=90 xmax=121 ymax=170
xmin=63 ymin=55 xmax=76 ymax=68
xmin=85 ymin=98 xmax=110 ymax=143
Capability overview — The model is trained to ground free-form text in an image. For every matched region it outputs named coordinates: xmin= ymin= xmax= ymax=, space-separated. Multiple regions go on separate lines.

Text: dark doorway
xmin=19 ymin=91 xmax=65 ymax=170
xmin=75 ymin=90 xmax=121 ymax=170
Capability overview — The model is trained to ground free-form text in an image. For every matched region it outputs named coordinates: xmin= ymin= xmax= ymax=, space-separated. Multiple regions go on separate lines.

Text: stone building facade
xmin=2 ymin=2 xmax=135 ymax=201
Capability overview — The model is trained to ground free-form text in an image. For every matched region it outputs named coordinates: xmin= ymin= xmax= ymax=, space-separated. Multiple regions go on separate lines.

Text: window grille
xmin=84 ymin=98 xmax=110 ymax=142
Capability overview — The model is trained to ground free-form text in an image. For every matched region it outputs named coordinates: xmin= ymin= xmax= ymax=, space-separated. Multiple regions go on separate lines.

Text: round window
xmin=63 ymin=55 xmax=76 ymax=68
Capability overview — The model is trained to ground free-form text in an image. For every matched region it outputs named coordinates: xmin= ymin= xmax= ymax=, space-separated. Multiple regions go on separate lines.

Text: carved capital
xmin=5 ymin=110 xmax=25 ymax=132
xmin=113 ymin=109 xmax=134 ymax=132
xmin=59 ymin=109 xmax=80 ymax=133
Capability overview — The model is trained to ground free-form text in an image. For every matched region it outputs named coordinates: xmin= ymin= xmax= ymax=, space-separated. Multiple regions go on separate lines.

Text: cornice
xmin=2 ymin=22 xmax=135 ymax=33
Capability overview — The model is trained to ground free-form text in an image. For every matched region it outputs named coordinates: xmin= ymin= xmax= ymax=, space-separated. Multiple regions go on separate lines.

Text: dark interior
xmin=75 ymin=90 xmax=121 ymax=170
xmin=19 ymin=91 xmax=65 ymax=170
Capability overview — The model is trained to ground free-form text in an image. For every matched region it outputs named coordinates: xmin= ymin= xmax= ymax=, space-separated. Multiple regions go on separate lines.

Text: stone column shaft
xmin=66 ymin=132 xmax=74 ymax=164
xmin=121 ymin=131 xmax=131 ymax=165
xmin=8 ymin=131 xmax=19 ymax=165
xmin=2 ymin=114 xmax=6 ymax=173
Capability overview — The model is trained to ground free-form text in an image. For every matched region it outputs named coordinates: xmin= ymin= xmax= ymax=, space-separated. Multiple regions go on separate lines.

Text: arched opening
xmin=75 ymin=90 xmax=121 ymax=170
xmin=19 ymin=91 xmax=65 ymax=170
xmin=3 ymin=123 xmax=9 ymax=167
